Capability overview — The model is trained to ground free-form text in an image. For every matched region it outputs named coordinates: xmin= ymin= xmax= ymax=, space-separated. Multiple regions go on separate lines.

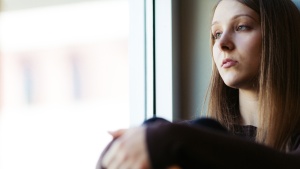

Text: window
xmin=0 ymin=0 xmax=131 ymax=168
xmin=0 ymin=0 xmax=183 ymax=168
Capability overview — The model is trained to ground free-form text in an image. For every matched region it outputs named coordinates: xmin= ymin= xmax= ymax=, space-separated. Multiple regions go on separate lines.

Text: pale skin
xmin=212 ymin=0 xmax=261 ymax=126
xmin=101 ymin=129 xmax=180 ymax=169
xmin=101 ymin=127 xmax=150 ymax=169
xmin=101 ymin=0 xmax=262 ymax=168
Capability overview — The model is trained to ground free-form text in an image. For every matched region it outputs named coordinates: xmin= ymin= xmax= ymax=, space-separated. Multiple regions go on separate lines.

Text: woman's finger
xmin=132 ymin=154 xmax=150 ymax=169
xmin=102 ymin=127 xmax=150 ymax=169
xmin=108 ymin=129 xmax=127 ymax=139
xmin=101 ymin=139 xmax=122 ymax=168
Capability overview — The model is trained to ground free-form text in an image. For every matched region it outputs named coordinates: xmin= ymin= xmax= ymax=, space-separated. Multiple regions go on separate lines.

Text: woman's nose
xmin=218 ymin=31 xmax=234 ymax=51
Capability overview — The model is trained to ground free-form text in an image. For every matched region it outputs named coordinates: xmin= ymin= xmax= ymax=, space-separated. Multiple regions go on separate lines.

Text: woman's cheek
xmin=212 ymin=46 xmax=219 ymax=65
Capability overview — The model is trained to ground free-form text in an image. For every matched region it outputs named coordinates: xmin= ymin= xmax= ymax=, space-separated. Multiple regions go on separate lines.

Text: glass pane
xmin=0 ymin=1 xmax=130 ymax=169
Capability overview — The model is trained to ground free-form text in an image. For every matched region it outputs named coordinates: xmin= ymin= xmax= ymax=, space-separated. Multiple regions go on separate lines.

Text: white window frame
xmin=129 ymin=0 xmax=175 ymax=126
xmin=129 ymin=0 xmax=147 ymax=126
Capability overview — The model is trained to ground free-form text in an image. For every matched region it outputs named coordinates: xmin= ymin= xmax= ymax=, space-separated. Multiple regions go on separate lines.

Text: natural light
xmin=0 ymin=0 xmax=130 ymax=169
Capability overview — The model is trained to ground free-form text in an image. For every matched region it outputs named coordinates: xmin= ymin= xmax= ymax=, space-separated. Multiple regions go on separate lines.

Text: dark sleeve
xmin=146 ymin=122 xmax=300 ymax=169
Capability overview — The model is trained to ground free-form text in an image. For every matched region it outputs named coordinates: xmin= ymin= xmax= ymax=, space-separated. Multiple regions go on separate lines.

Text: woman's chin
xmin=223 ymin=80 xmax=240 ymax=89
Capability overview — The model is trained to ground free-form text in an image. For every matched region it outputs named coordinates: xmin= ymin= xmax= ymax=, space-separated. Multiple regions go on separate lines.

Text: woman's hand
xmin=101 ymin=127 xmax=150 ymax=169
xmin=108 ymin=129 xmax=127 ymax=139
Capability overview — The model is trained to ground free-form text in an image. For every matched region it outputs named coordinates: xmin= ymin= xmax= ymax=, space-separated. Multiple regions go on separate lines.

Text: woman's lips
xmin=222 ymin=59 xmax=238 ymax=68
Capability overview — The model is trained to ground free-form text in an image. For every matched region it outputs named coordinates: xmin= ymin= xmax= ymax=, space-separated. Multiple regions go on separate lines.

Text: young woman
xmin=99 ymin=0 xmax=300 ymax=168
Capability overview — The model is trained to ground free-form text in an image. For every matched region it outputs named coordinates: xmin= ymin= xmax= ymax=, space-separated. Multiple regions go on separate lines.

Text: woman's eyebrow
xmin=232 ymin=14 xmax=259 ymax=22
xmin=211 ymin=14 xmax=259 ymax=27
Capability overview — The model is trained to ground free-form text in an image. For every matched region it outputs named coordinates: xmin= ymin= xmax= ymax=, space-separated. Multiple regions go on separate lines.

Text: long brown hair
xmin=208 ymin=0 xmax=300 ymax=151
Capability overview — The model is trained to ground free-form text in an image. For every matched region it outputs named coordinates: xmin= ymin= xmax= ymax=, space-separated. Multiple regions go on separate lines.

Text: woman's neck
xmin=239 ymin=89 xmax=259 ymax=127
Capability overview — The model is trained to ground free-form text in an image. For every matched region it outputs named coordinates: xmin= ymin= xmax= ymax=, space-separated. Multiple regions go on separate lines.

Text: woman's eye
xmin=213 ymin=32 xmax=222 ymax=39
xmin=236 ymin=25 xmax=249 ymax=31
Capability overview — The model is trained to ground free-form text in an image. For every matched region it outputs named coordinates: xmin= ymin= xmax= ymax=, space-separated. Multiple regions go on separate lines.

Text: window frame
xmin=129 ymin=0 xmax=176 ymax=126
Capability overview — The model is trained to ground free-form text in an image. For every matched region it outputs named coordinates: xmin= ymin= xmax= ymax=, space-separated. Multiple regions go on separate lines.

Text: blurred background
xmin=0 ymin=0 xmax=223 ymax=168
xmin=0 ymin=0 xmax=129 ymax=168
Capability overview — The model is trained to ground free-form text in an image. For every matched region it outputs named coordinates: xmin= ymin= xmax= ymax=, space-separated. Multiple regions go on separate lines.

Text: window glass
xmin=0 ymin=1 xmax=130 ymax=168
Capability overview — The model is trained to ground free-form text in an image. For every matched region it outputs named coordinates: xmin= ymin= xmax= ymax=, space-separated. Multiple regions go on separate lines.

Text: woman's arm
xmin=146 ymin=122 xmax=300 ymax=169
xmin=98 ymin=117 xmax=300 ymax=169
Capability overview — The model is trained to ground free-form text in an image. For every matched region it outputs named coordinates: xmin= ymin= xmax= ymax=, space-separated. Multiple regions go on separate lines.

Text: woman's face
xmin=211 ymin=0 xmax=262 ymax=90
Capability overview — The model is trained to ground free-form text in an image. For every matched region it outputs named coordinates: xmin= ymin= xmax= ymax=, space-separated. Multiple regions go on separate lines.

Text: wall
xmin=175 ymin=0 xmax=218 ymax=120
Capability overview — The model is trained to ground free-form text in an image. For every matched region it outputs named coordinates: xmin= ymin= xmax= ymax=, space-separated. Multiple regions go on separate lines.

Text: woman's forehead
xmin=212 ymin=0 xmax=259 ymax=24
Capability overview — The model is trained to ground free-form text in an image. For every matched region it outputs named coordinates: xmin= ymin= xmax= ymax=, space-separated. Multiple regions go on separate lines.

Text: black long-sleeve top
xmin=145 ymin=118 xmax=300 ymax=169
